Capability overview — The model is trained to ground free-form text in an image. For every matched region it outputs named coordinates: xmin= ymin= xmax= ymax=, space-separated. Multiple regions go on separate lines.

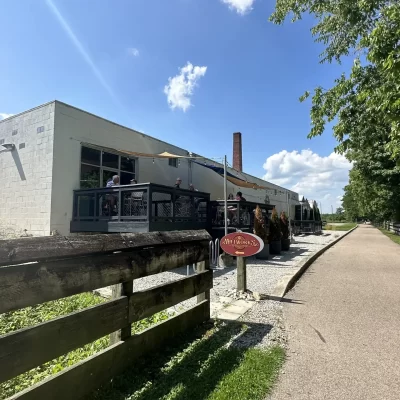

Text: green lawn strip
xmin=379 ymin=228 xmax=400 ymax=245
xmin=0 ymin=292 xmax=170 ymax=400
xmin=324 ymin=223 xmax=357 ymax=231
xmin=207 ymin=347 xmax=285 ymax=400
xmin=88 ymin=322 xmax=285 ymax=400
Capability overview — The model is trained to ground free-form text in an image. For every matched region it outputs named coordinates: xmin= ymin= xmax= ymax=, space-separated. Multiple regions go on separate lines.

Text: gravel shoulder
xmin=96 ymin=231 xmax=344 ymax=350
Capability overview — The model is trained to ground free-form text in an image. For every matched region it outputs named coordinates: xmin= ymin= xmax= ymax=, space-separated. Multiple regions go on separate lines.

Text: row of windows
xmin=80 ymin=146 xmax=136 ymax=189
xmin=80 ymin=147 xmax=182 ymax=189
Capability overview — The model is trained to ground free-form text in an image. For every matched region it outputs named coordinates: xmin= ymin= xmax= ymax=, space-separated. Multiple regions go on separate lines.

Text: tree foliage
xmin=280 ymin=211 xmax=290 ymax=239
xmin=254 ymin=205 xmax=268 ymax=244
xmin=269 ymin=208 xmax=282 ymax=241
xmin=271 ymin=0 xmax=400 ymax=221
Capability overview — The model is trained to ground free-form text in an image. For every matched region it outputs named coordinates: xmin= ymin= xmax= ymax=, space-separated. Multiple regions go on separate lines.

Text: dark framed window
xmin=81 ymin=147 xmax=100 ymax=166
xmin=81 ymin=164 xmax=101 ymax=189
xmin=169 ymin=158 xmax=178 ymax=168
xmin=12 ymin=130 xmax=18 ymax=136
xmin=121 ymin=157 xmax=135 ymax=173
xmin=80 ymin=145 xmax=136 ymax=188
xmin=102 ymin=151 xmax=119 ymax=169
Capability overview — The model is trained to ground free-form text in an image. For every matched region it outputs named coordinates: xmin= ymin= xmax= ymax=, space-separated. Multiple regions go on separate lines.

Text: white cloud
xmin=0 ymin=113 xmax=14 ymax=120
xmin=164 ymin=62 xmax=207 ymax=112
xmin=127 ymin=47 xmax=139 ymax=57
xmin=221 ymin=0 xmax=254 ymax=15
xmin=262 ymin=149 xmax=352 ymax=210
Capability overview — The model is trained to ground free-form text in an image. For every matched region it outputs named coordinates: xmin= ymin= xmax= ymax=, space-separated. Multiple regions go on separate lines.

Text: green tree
xmin=271 ymin=0 xmax=400 ymax=220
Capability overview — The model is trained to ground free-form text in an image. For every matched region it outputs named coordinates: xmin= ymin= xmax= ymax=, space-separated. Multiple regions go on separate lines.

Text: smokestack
xmin=233 ymin=132 xmax=243 ymax=172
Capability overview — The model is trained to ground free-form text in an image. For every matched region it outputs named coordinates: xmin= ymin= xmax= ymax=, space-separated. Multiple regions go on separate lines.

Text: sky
xmin=0 ymin=0 xmax=352 ymax=211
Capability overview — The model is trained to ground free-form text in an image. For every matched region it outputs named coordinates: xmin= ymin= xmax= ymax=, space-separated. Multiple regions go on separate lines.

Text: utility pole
xmin=223 ymin=155 xmax=228 ymax=236
xmin=331 ymin=205 xmax=333 ymax=215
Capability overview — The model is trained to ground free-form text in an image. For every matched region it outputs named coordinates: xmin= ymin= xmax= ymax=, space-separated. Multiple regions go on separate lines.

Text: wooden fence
xmin=0 ymin=230 xmax=212 ymax=400
xmin=376 ymin=221 xmax=400 ymax=235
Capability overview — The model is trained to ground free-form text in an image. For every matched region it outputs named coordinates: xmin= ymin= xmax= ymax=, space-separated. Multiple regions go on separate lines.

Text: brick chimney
xmin=233 ymin=132 xmax=243 ymax=172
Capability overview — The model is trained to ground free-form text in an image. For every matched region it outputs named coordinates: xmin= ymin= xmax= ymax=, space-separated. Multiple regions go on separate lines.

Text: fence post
xmin=237 ymin=256 xmax=246 ymax=292
xmin=196 ymin=259 xmax=211 ymax=320
xmin=110 ymin=281 xmax=133 ymax=344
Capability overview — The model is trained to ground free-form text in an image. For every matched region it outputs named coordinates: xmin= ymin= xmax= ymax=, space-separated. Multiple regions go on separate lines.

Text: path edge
xmin=270 ymin=226 xmax=358 ymax=299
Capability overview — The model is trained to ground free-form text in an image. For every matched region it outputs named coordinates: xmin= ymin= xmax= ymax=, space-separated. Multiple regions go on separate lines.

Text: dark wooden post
xmin=237 ymin=256 xmax=246 ymax=292
xmin=196 ymin=259 xmax=211 ymax=320
xmin=110 ymin=281 xmax=133 ymax=344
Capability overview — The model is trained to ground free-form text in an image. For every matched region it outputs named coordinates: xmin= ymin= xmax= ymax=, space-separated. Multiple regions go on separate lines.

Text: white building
xmin=0 ymin=101 xmax=299 ymax=237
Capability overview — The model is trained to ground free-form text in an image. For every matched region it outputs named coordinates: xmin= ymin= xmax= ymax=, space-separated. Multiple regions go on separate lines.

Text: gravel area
xmin=96 ymin=231 xmax=345 ymax=324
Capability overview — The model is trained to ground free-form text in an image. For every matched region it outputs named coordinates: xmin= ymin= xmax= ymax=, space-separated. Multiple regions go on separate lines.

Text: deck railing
xmin=71 ymin=183 xmax=211 ymax=232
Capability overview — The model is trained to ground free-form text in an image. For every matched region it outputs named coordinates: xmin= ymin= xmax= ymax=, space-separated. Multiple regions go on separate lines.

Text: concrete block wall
xmin=0 ymin=102 xmax=55 ymax=238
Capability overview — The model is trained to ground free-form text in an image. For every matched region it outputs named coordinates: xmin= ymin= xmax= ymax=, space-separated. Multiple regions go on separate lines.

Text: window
xmin=12 ymin=129 xmax=18 ymax=136
xmin=80 ymin=145 xmax=136 ymax=188
xmin=0 ymin=139 xmax=4 ymax=145
xmin=37 ymin=126 xmax=44 ymax=133
xmin=19 ymin=143 xmax=25 ymax=149
xmin=169 ymin=158 xmax=178 ymax=168
xmin=274 ymin=189 xmax=277 ymax=196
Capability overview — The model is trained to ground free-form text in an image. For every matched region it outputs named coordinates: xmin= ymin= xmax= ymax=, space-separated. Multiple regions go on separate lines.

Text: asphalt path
xmin=269 ymin=225 xmax=400 ymax=400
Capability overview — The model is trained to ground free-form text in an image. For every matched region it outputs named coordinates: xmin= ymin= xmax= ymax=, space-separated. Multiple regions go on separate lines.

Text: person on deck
xmin=175 ymin=178 xmax=182 ymax=188
xmin=235 ymin=191 xmax=246 ymax=201
xmin=106 ymin=175 xmax=120 ymax=187
xmin=105 ymin=175 xmax=120 ymax=215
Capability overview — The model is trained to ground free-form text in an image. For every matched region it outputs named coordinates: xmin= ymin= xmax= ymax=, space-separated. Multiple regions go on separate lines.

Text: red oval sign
xmin=220 ymin=232 xmax=264 ymax=257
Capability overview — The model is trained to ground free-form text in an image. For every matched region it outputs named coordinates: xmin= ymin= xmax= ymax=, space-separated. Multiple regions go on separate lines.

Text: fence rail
xmin=0 ymin=230 xmax=211 ymax=400
xmin=375 ymin=221 xmax=400 ymax=235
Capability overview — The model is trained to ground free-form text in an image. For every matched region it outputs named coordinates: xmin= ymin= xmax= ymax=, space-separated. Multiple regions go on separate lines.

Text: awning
xmin=192 ymin=161 xmax=270 ymax=190
xmin=118 ymin=150 xmax=188 ymax=158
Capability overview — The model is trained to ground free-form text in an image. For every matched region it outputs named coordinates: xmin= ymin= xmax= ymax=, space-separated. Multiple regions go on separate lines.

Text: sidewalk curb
xmin=270 ymin=226 xmax=358 ymax=300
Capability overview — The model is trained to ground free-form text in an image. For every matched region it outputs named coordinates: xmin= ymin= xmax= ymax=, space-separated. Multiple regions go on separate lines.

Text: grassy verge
xmin=0 ymin=293 xmax=171 ymax=400
xmin=379 ymin=228 xmax=400 ymax=245
xmin=324 ymin=223 xmax=357 ymax=231
xmin=2 ymin=297 xmax=285 ymax=400
xmin=88 ymin=322 xmax=285 ymax=400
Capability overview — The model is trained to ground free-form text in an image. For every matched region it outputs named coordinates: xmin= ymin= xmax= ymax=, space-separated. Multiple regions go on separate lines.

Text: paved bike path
xmin=269 ymin=225 xmax=400 ymax=400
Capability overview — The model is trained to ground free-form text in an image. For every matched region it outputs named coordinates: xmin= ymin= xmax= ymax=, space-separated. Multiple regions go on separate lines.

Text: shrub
xmin=280 ymin=211 xmax=289 ymax=240
xmin=254 ymin=205 xmax=268 ymax=244
xmin=269 ymin=208 xmax=282 ymax=242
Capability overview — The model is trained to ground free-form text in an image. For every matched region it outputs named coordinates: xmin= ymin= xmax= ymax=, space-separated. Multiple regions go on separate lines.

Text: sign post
xmin=220 ymin=232 xmax=264 ymax=292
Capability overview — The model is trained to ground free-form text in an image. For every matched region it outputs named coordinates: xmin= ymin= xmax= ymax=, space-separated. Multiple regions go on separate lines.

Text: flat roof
xmin=1 ymin=99 xmax=297 ymax=195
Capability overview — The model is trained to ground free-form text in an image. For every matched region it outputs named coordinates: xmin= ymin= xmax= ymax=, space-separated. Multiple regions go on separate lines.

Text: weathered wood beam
xmin=8 ymin=301 xmax=209 ymax=400
xmin=129 ymin=270 xmax=213 ymax=322
xmin=0 ymin=297 xmax=128 ymax=384
xmin=0 ymin=230 xmax=211 ymax=267
xmin=0 ymin=242 xmax=208 ymax=314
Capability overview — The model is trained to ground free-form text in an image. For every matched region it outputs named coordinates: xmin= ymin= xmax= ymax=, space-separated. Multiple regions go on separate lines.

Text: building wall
xmin=0 ymin=102 xmax=55 ymax=238
xmin=51 ymin=101 xmax=299 ymax=235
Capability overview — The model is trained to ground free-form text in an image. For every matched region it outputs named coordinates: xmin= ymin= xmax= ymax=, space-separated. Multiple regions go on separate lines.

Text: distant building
xmin=0 ymin=101 xmax=299 ymax=237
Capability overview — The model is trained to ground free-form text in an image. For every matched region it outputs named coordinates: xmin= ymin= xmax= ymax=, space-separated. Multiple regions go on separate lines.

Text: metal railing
xmin=209 ymin=238 xmax=220 ymax=267
xmin=71 ymin=183 xmax=211 ymax=232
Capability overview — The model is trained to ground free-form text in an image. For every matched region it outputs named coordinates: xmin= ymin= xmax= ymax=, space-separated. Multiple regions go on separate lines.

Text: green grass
xmin=88 ymin=322 xmax=285 ymax=400
xmin=0 ymin=293 xmax=171 ymax=400
xmin=324 ymin=223 xmax=357 ymax=231
xmin=1 ymin=298 xmax=285 ymax=400
xmin=379 ymin=228 xmax=400 ymax=245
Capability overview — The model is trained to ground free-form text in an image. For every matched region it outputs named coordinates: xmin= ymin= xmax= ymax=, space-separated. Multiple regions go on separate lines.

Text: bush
xmin=280 ymin=211 xmax=289 ymax=240
xmin=269 ymin=208 xmax=282 ymax=242
xmin=254 ymin=205 xmax=268 ymax=244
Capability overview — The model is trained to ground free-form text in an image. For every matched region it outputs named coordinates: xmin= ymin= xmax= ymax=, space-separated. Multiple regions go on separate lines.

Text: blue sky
xmin=0 ymin=0 xmax=352 ymax=210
